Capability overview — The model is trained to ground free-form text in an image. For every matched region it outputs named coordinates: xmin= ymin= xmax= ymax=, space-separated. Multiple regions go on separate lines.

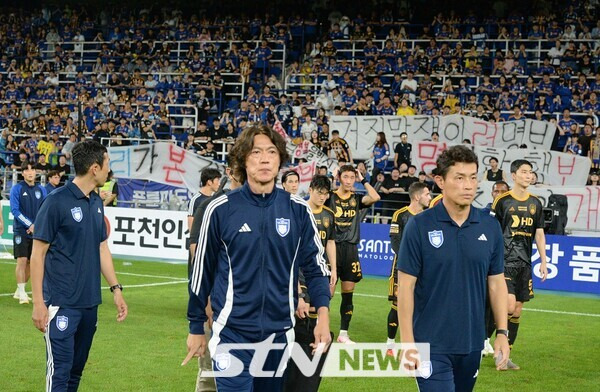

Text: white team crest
xmin=428 ymin=230 xmax=444 ymax=248
xmin=56 ymin=316 xmax=68 ymax=331
xmin=418 ymin=361 xmax=432 ymax=379
xmin=71 ymin=207 xmax=83 ymax=222
xmin=276 ymin=218 xmax=290 ymax=237
xmin=214 ymin=353 xmax=231 ymax=371
xmin=35 ymin=190 xmax=41 ymax=199
xmin=15 ymin=235 xmax=21 ymax=245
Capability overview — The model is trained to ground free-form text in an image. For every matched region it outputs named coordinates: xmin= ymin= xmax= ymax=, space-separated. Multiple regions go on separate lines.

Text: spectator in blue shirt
xmin=372 ymin=131 xmax=390 ymax=177
xmin=31 ymin=140 xmax=128 ymax=391
xmin=10 ymin=160 xmax=47 ymax=304
xmin=398 ymin=146 xmax=509 ymax=391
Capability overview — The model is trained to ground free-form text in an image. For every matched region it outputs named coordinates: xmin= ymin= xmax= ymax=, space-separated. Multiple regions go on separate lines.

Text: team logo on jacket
xmin=428 ymin=230 xmax=444 ymax=248
xmin=56 ymin=316 xmax=68 ymax=331
xmin=214 ymin=353 xmax=231 ymax=371
xmin=276 ymin=218 xmax=290 ymax=237
xmin=418 ymin=361 xmax=433 ymax=379
xmin=71 ymin=207 xmax=83 ymax=222
xmin=35 ymin=190 xmax=41 ymax=199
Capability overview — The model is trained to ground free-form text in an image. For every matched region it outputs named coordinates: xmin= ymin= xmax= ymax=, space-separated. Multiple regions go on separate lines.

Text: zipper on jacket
xmin=259 ymin=203 xmax=267 ymax=337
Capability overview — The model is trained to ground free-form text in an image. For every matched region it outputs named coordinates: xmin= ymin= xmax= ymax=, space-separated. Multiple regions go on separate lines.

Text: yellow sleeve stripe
xmin=429 ymin=194 xmax=443 ymax=208
xmin=322 ymin=206 xmax=335 ymax=214
xmin=392 ymin=206 xmax=408 ymax=222
xmin=491 ymin=191 xmax=511 ymax=209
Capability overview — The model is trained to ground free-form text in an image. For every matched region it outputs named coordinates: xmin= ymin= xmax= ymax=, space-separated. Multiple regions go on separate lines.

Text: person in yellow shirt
xmin=396 ymin=98 xmax=416 ymax=116
xmin=444 ymin=92 xmax=460 ymax=114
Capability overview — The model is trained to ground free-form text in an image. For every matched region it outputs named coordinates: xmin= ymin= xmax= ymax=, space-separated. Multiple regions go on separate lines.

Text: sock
xmin=340 ymin=291 xmax=354 ymax=331
xmin=508 ymin=316 xmax=520 ymax=347
xmin=17 ymin=283 xmax=26 ymax=295
xmin=339 ymin=330 xmax=348 ymax=337
xmin=386 ymin=338 xmax=395 ymax=349
xmin=387 ymin=307 xmax=399 ymax=340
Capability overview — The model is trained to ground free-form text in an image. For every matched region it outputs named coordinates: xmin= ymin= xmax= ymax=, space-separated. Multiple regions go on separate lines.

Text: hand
xmin=539 ymin=261 xmax=548 ymax=282
xmin=329 ymin=272 xmax=337 ymax=297
xmin=310 ymin=312 xmax=331 ymax=355
xmin=296 ymin=297 xmax=309 ymax=319
xmin=182 ymin=333 xmax=207 ymax=366
xmin=27 ymin=224 xmax=35 ymax=234
xmin=356 ymin=170 xmax=364 ymax=183
xmin=32 ymin=302 xmax=49 ymax=333
xmin=494 ymin=334 xmax=510 ymax=370
xmin=113 ymin=291 xmax=128 ymax=322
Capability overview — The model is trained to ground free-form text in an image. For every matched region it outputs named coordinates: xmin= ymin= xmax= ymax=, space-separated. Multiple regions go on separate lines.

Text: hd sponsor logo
xmin=203 ymin=334 xmax=430 ymax=378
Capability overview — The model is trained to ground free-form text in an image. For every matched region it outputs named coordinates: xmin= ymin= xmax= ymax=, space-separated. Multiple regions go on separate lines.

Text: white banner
xmin=104 ymin=207 xmax=188 ymax=261
xmin=278 ymin=160 xmax=317 ymax=199
xmin=108 ymin=142 xmax=224 ymax=193
xmin=329 ymin=115 xmax=557 ymax=160
xmin=411 ymin=141 xmax=591 ymax=186
xmin=287 ymin=140 xmax=339 ymax=173
xmin=474 ymin=184 xmax=600 ymax=232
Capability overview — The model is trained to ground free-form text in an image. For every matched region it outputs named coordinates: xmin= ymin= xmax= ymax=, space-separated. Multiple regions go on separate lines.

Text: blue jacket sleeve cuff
xmin=310 ymin=295 xmax=330 ymax=311
xmin=189 ymin=320 xmax=205 ymax=335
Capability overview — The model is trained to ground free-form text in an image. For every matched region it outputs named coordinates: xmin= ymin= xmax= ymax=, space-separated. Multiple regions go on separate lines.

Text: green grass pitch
xmin=1 ymin=258 xmax=598 ymax=391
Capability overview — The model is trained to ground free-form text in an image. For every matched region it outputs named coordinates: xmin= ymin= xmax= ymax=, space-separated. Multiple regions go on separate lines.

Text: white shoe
xmin=337 ymin=335 xmax=356 ymax=344
xmin=19 ymin=293 xmax=30 ymax=304
xmin=482 ymin=338 xmax=494 ymax=357
xmin=13 ymin=289 xmax=20 ymax=299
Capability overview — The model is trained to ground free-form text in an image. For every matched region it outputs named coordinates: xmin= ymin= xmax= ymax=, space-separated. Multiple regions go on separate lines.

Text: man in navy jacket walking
xmin=183 ymin=124 xmax=331 ymax=391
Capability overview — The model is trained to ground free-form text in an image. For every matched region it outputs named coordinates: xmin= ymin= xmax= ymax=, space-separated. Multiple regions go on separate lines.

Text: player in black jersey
xmin=491 ymin=159 xmax=548 ymax=370
xmin=386 ymin=182 xmax=431 ymax=356
xmin=328 ymin=165 xmax=380 ymax=344
xmin=284 ymin=175 xmax=336 ymax=392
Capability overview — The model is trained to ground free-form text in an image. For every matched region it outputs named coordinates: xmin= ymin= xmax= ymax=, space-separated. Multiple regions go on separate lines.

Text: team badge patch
xmin=35 ymin=190 xmax=41 ymax=199
xmin=418 ymin=361 xmax=432 ymax=379
xmin=214 ymin=353 xmax=231 ymax=371
xmin=15 ymin=235 xmax=21 ymax=245
xmin=276 ymin=218 xmax=290 ymax=237
xmin=56 ymin=316 xmax=68 ymax=331
xmin=529 ymin=204 xmax=536 ymax=215
xmin=428 ymin=230 xmax=444 ymax=248
xmin=323 ymin=217 xmax=330 ymax=228
xmin=71 ymin=207 xmax=83 ymax=222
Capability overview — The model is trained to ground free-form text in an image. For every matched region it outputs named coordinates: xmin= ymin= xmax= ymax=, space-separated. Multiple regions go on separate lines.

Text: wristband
xmin=360 ymin=179 xmax=368 ymax=185
xmin=496 ymin=329 xmax=509 ymax=338
xmin=110 ymin=283 xmax=123 ymax=293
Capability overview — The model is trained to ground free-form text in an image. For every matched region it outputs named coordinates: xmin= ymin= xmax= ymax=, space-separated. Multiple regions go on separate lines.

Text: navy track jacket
xmin=188 ymin=183 xmax=331 ymax=338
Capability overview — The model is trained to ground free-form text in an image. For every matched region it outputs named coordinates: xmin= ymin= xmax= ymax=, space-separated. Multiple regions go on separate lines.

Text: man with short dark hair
xmin=31 ymin=140 xmax=128 ymax=391
xmin=491 ymin=159 xmax=547 ymax=370
xmin=385 ymin=182 xmax=431 ymax=355
xmin=11 ymin=161 xmax=47 ymax=304
xmin=329 ymin=165 xmax=380 ymax=343
xmin=281 ymin=170 xmax=300 ymax=195
xmin=394 ymin=132 xmax=412 ymax=171
xmin=45 ymin=170 xmax=62 ymax=194
xmin=398 ymin=145 xmax=510 ymax=391
xmin=188 ymin=168 xmax=222 ymax=231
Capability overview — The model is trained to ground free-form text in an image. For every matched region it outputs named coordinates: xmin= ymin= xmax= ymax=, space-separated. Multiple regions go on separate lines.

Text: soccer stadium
xmin=0 ymin=0 xmax=598 ymax=391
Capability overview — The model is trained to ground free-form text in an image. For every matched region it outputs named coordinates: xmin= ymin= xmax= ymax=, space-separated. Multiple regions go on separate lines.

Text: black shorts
xmin=505 ymin=264 xmax=534 ymax=302
xmin=13 ymin=234 xmax=33 ymax=259
xmin=336 ymin=242 xmax=362 ymax=283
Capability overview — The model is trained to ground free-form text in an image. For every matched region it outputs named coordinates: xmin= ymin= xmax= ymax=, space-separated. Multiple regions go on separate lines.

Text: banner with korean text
xmin=117 ymin=179 xmax=193 ymax=208
xmin=411 ymin=140 xmax=591 ymax=186
xmin=108 ymin=142 xmax=224 ymax=194
xmin=329 ymin=115 xmax=557 ymax=160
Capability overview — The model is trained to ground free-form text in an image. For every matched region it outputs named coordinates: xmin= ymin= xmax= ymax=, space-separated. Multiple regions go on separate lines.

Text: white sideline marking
xmin=352 ymin=292 xmax=600 ymax=318
xmin=116 ymin=271 xmax=187 ymax=281
xmin=0 ymin=280 xmax=187 ymax=297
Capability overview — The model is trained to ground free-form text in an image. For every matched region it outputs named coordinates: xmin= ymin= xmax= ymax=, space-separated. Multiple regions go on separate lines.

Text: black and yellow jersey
xmin=389 ymin=206 xmax=416 ymax=255
xmin=491 ymin=191 xmax=544 ymax=267
xmin=311 ymin=206 xmax=336 ymax=258
xmin=429 ymin=194 xmax=443 ymax=208
xmin=328 ymin=190 xmax=366 ymax=244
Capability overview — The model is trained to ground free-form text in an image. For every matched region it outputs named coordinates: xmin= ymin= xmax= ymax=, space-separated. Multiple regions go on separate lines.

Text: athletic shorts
xmin=336 ymin=242 xmax=362 ymax=283
xmin=13 ymin=234 xmax=33 ymax=259
xmin=505 ymin=264 xmax=534 ymax=302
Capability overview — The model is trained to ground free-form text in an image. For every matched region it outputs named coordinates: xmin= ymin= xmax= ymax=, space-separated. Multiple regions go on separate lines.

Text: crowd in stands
xmin=0 ymin=2 xmax=597 ymax=192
